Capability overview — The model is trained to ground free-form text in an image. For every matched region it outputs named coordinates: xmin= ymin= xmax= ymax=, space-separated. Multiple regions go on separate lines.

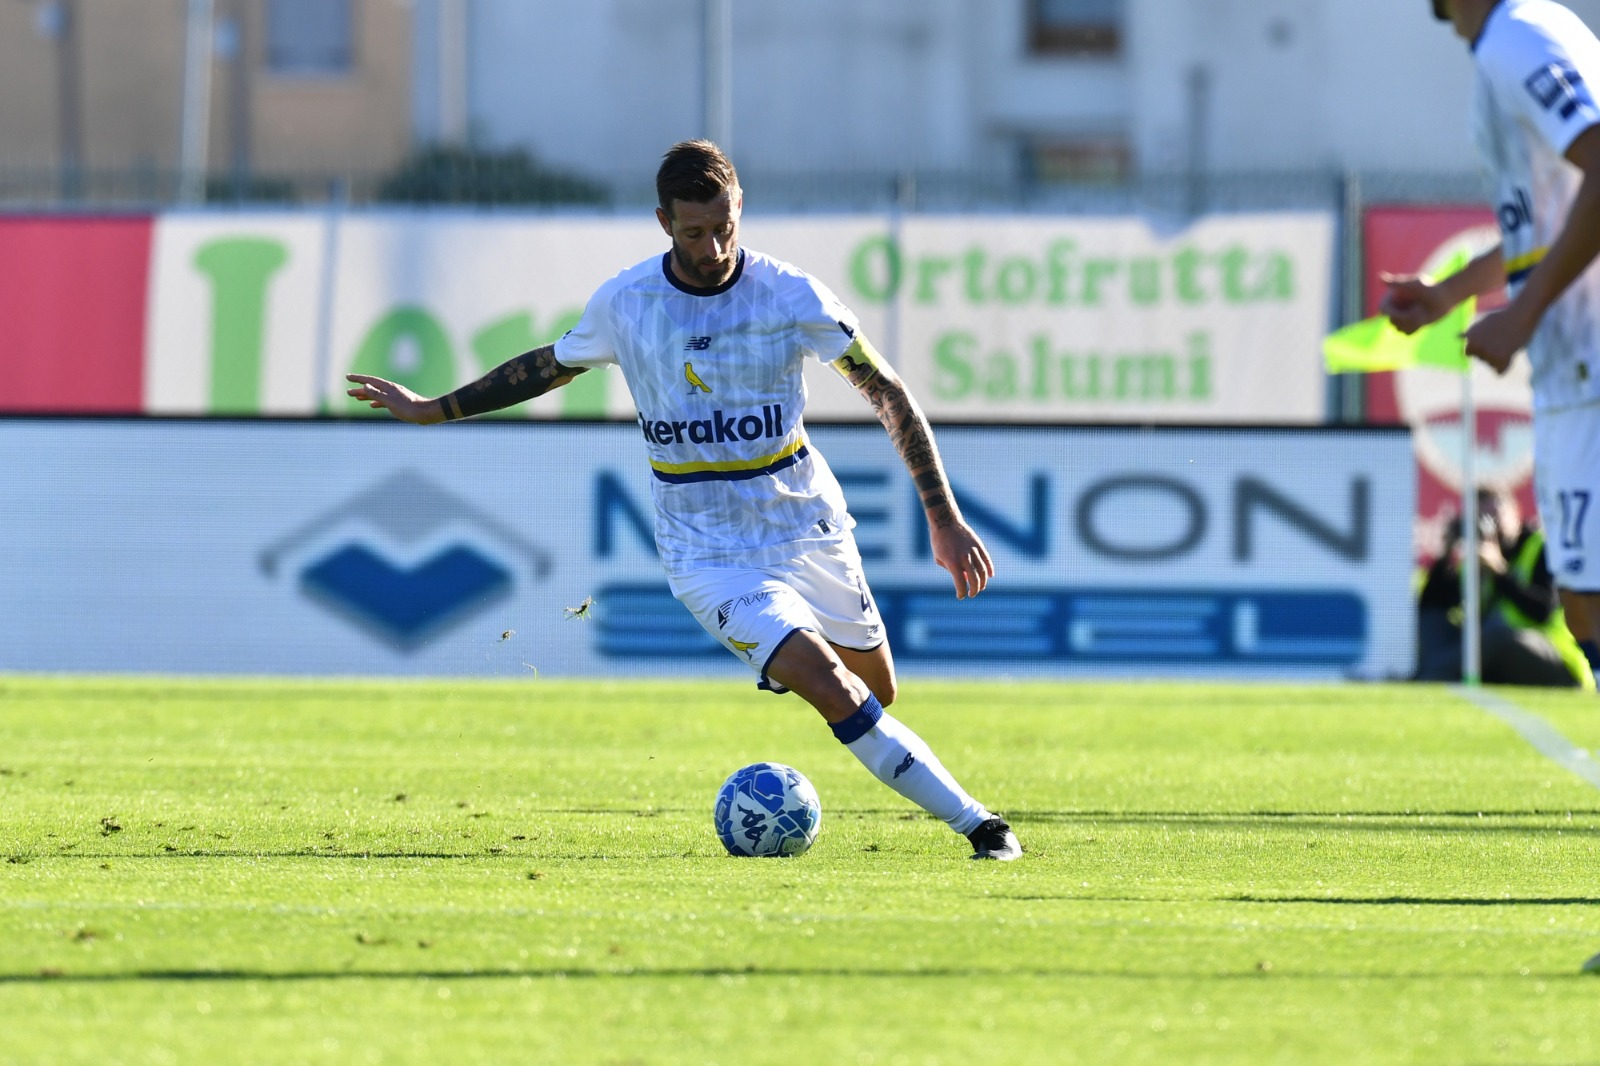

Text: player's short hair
xmin=656 ymin=140 xmax=740 ymax=217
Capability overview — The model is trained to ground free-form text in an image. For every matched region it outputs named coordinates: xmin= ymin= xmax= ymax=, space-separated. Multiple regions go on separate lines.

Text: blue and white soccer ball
xmin=714 ymin=762 xmax=822 ymax=857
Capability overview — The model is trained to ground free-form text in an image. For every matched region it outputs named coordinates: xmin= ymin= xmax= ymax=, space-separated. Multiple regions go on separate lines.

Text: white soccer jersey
xmin=1471 ymin=0 xmax=1600 ymax=412
xmin=555 ymin=248 xmax=863 ymax=572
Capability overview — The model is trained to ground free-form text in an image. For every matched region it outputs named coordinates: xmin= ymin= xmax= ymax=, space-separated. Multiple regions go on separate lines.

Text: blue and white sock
xmin=829 ymin=694 xmax=989 ymax=836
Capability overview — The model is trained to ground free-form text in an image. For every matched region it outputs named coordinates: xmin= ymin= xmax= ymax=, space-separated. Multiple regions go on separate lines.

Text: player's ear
xmin=655 ymin=206 xmax=674 ymax=237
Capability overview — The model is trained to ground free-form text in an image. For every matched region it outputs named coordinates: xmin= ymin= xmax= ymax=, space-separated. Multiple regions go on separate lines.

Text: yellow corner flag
xmin=1325 ymin=248 xmax=1476 ymax=374
xmin=1323 ymin=298 xmax=1474 ymax=374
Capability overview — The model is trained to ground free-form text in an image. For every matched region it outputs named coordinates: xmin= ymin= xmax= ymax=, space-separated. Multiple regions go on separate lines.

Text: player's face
xmin=657 ymin=190 xmax=742 ymax=289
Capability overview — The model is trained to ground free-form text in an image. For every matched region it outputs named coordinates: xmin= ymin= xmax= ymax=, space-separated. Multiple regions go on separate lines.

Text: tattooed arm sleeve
xmin=831 ymin=336 xmax=961 ymax=528
xmin=437 ymin=344 xmax=588 ymax=421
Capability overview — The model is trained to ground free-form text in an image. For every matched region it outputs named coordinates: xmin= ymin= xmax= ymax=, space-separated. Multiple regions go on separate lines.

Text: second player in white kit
xmin=1384 ymin=0 xmax=1600 ymax=680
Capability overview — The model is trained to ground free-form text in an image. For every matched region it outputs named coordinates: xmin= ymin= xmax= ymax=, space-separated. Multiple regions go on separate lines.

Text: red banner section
xmin=0 ymin=216 xmax=152 ymax=413
xmin=1361 ymin=205 xmax=1531 ymax=560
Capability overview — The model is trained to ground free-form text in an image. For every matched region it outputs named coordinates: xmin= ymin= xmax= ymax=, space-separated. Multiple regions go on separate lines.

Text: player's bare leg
xmin=765 ymin=629 xmax=1019 ymax=860
xmin=830 ymin=642 xmax=897 ymax=707
xmin=1559 ymin=589 xmax=1600 ymax=684
xmin=765 ymin=629 xmax=871 ymax=722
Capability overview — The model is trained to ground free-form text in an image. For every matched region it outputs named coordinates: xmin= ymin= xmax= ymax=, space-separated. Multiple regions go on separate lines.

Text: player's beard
xmin=672 ymin=239 xmax=738 ymax=289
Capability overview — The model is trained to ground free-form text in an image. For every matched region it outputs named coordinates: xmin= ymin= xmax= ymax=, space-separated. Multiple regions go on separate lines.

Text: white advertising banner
xmin=757 ymin=212 xmax=1335 ymax=422
xmin=142 ymin=210 xmax=1333 ymax=424
xmin=0 ymin=420 xmax=1414 ymax=680
xmin=144 ymin=214 xmax=328 ymax=415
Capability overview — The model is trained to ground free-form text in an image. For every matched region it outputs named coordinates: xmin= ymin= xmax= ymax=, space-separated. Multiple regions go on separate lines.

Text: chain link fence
xmin=0 ymin=159 xmax=1489 ymax=214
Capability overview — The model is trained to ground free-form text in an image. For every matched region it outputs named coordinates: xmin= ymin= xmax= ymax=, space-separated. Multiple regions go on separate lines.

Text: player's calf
xmin=829 ymin=692 xmax=1010 ymax=855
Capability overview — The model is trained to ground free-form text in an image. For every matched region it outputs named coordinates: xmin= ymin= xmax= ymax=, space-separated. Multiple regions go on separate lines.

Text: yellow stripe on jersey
xmin=1505 ymin=246 xmax=1547 ymax=282
xmin=648 ymin=434 xmax=808 ymax=477
xmin=830 ymin=334 xmax=889 ymax=383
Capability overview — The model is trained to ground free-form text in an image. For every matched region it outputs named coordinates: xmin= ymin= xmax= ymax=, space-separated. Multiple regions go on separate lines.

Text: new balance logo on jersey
xmin=638 ymin=404 xmax=785 ymax=445
xmin=684 ymin=361 xmax=712 ymax=394
xmin=684 ymin=336 xmax=712 ymax=351
xmin=1526 ymin=63 xmax=1591 ymax=120
xmin=892 ymin=753 xmax=916 ymax=779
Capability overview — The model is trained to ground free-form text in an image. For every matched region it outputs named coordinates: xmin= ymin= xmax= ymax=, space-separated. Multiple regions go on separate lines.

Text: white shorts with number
xmin=1534 ymin=401 xmax=1600 ymax=593
xmin=667 ymin=536 xmax=885 ymax=691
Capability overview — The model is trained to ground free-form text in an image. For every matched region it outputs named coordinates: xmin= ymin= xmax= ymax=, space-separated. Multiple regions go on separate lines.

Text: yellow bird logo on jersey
xmin=729 ymin=638 xmax=759 ymax=656
xmin=684 ymin=361 xmax=712 ymax=394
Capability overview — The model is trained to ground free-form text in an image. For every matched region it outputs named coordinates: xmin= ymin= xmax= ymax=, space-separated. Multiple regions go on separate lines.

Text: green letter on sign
xmin=193 ymin=238 xmax=289 ymax=413
xmin=932 ymin=330 xmax=977 ymax=400
xmin=849 ymin=235 xmax=901 ymax=304
xmin=345 ymin=307 xmax=455 ymax=415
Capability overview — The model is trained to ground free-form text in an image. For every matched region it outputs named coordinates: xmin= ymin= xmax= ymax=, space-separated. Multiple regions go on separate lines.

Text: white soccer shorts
xmin=1533 ymin=399 xmax=1600 ymax=592
xmin=667 ymin=536 xmax=885 ymax=690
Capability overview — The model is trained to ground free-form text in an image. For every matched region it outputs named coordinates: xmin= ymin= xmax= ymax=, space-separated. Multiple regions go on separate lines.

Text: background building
xmin=411 ymin=0 xmax=1600 ymax=199
xmin=0 ymin=0 xmax=412 ymax=202
xmin=4 ymin=0 xmax=1598 ymax=206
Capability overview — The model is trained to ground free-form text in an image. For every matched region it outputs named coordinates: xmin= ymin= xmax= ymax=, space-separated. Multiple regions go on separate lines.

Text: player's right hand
xmin=1378 ymin=273 xmax=1451 ymax=336
xmin=345 ymin=374 xmax=444 ymax=424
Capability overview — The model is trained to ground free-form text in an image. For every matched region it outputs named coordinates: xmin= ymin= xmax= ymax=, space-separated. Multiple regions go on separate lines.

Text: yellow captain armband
xmin=830 ymin=333 xmax=890 ymax=384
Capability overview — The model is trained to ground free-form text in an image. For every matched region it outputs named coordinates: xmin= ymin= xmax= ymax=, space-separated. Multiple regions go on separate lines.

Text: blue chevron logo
xmin=260 ymin=471 xmax=550 ymax=653
xmin=300 ymin=545 xmax=512 ymax=649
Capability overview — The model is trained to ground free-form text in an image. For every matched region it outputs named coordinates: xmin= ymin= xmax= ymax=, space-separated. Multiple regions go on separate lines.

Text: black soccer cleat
xmin=966 ymin=816 xmax=1022 ymax=861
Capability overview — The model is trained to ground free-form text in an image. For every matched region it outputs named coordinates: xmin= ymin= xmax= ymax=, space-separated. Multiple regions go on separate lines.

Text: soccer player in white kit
xmin=1383 ymin=0 xmax=1600 ymax=684
xmin=348 ymin=141 xmax=1022 ymax=860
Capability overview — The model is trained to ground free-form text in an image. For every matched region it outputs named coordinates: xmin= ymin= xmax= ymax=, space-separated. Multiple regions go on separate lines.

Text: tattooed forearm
xmin=869 ymin=375 xmax=959 ymax=527
xmin=833 ymin=333 xmax=961 ymax=526
xmin=439 ymin=344 xmax=587 ymax=421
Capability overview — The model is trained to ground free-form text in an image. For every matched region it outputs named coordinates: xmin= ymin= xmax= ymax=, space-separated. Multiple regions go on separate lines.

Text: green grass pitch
xmin=3 ymin=675 xmax=1600 ymax=1064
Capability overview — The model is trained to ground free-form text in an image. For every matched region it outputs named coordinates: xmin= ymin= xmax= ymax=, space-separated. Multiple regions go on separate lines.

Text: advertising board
xmin=132 ymin=210 xmax=1334 ymax=424
xmin=0 ymin=216 xmax=151 ymax=413
xmin=0 ymin=419 xmax=1414 ymax=680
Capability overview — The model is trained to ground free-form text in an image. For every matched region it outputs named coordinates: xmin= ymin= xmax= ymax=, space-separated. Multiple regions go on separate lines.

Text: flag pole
xmin=1318 ymin=281 xmax=1480 ymax=685
xmin=1461 ymin=367 xmax=1482 ymax=685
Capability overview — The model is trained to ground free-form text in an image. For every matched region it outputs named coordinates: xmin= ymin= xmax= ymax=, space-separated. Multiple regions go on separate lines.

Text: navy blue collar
xmin=661 ymin=248 xmax=745 ymax=296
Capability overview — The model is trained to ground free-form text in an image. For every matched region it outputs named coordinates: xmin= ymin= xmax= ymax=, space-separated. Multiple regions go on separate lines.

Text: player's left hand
xmin=1463 ymin=305 xmax=1535 ymax=374
xmin=931 ymin=520 xmax=994 ymax=600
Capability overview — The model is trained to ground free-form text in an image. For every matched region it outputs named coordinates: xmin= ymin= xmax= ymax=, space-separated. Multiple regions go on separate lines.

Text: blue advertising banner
xmin=0 ymin=420 xmax=1414 ymax=680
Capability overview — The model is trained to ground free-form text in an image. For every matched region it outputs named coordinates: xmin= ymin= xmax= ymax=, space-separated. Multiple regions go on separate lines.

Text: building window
xmin=266 ymin=0 xmax=353 ymax=75
xmin=1026 ymin=137 xmax=1131 ymax=184
xmin=1028 ymin=0 xmax=1122 ymax=56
